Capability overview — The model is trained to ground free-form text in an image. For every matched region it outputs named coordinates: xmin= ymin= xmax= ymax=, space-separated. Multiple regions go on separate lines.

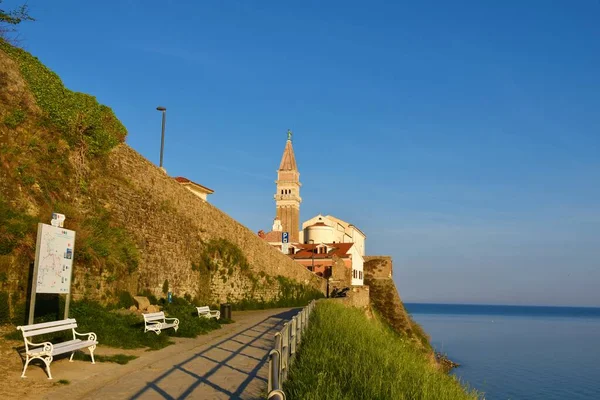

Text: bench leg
xmin=20 ymin=356 xmax=31 ymax=378
xmin=69 ymin=352 xmax=75 ymax=362
xmin=88 ymin=345 xmax=96 ymax=364
xmin=43 ymin=356 xmax=53 ymax=380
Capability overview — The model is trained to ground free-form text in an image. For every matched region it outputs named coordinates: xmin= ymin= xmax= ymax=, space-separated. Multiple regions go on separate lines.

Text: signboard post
xmin=29 ymin=223 xmax=76 ymax=324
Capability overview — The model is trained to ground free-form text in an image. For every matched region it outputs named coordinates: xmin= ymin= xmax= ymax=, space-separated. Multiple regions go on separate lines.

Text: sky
xmin=8 ymin=0 xmax=600 ymax=307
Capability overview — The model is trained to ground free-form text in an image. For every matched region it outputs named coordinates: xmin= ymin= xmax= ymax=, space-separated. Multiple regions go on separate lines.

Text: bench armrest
xmin=74 ymin=330 xmax=97 ymax=342
xmin=164 ymin=317 xmax=179 ymax=325
xmin=25 ymin=339 xmax=54 ymax=355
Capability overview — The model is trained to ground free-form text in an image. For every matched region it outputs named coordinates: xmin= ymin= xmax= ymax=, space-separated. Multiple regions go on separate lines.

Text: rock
xmin=147 ymin=304 xmax=160 ymax=313
xmin=128 ymin=305 xmax=137 ymax=312
xmin=133 ymin=296 xmax=150 ymax=311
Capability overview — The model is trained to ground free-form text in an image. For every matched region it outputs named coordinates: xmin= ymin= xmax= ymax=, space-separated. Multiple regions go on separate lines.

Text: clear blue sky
xmin=11 ymin=0 xmax=600 ymax=306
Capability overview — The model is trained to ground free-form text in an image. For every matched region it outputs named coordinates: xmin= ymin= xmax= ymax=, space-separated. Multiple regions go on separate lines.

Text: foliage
xmin=0 ymin=1 xmax=34 ymax=43
xmin=0 ymin=290 xmax=9 ymax=323
xmin=0 ymin=196 xmax=37 ymax=255
xmin=0 ymin=40 xmax=127 ymax=156
xmin=3 ymin=108 xmax=26 ymax=128
xmin=118 ymin=291 xmax=135 ymax=309
xmin=70 ymin=300 xmax=172 ymax=350
xmin=78 ymin=208 xmax=140 ymax=276
xmin=199 ymin=238 xmax=250 ymax=272
xmin=162 ymin=296 xmax=221 ymax=338
xmin=139 ymin=289 xmax=158 ymax=305
xmin=230 ymin=276 xmax=324 ymax=311
xmin=284 ymin=301 xmax=481 ymax=400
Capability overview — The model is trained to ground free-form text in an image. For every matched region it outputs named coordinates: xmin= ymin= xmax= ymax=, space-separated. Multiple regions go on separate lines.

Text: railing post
xmin=298 ymin=310 xmax=304 ymax=343
xmin=281 ymin=323 xmax=288 ymax=381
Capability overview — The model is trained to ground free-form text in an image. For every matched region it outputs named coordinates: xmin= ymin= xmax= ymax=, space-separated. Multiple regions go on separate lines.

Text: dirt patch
xmin=0 ymin=324 xmax=146 ymax=399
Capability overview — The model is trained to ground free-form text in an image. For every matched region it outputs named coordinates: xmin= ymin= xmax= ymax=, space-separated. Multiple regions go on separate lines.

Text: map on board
xmin=34 ymin=223 xmax=76 ymax=294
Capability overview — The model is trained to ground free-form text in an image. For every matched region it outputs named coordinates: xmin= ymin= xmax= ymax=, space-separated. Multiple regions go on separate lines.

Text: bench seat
xmin=197 ymin=306 xmax=220 ymax=320
xmin=17 ymin=318 xmax=98 ymax=380
xmin=143 ymin=312 xmax=179 ymax=335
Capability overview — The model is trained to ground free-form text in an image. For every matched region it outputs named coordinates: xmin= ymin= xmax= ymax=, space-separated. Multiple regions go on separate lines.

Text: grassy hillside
xmin=0 ymin=40 xmax=323 ymax=324
xmin=284 ymin=301 xmax=481 ymax=400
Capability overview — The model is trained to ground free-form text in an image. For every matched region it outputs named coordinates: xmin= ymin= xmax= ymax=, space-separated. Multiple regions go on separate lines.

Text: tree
xmin=0 ymin=1 xmax=34 ymax=44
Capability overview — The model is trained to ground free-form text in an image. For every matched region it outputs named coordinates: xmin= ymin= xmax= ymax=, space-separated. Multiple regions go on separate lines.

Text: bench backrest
xmin=197 ymin=306 xmax=211 ymax=312
xmin=143 ymin=312 xmax=165 ymax=322
xmin=17 ymin=318 xmax=78 ymax=338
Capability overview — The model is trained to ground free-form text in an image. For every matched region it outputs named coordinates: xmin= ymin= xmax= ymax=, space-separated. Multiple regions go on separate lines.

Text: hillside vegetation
xmin=0 ymin=40 xmax=323 ymax=324
xmin=284 ymin=301 xmax=481 ymax=400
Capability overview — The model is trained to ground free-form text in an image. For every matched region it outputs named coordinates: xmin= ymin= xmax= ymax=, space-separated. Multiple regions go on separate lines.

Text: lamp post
xmin=308 ymin=239 xmax=315 ymax=272
xmin=156 ymin=106 xmax=166 ymax=168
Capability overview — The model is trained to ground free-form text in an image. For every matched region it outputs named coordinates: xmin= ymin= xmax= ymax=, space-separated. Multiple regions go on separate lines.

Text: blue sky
xmin=10 ymin=0 xmax=600 ymax=306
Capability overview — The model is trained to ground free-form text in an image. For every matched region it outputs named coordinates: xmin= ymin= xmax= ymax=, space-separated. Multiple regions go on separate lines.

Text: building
xmin=174 ymin=177 xmax=214 ymax=202
xmin=287 ymin=242 xmax=364 ymax=286
xmin=300 ymin=214 xmax=366 ymax=256
xmin=261 ymin=130 xmax=302 ymax=243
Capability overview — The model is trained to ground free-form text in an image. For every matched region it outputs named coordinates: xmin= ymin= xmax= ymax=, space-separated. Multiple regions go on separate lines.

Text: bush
xmin=0 ymin=291 xmax=9 ymax=323
xmin=70 ymin=300 xmax=171 ymax=350
xmin=162 ymin=296 xmax=221 ymax=338
xmin=230 ymin=276 xmax=324 ymax=311
xmin=118 ymin=291 xmax=135 ymax=309
xmin=284 ymin=301 xmax=480 ymax=400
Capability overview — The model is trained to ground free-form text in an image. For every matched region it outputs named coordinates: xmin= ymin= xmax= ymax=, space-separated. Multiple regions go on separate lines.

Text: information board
xmin=33 ymin=223 xmax=76 ymax=294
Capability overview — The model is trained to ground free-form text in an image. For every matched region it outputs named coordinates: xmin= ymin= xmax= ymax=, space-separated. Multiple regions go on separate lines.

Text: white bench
xmin=17 ymin=318 xmax=98 ymax=380
xmin=197 ymin=306 xmax=220 ymax=320
xmin=143 ymin=311 xmax=179 ymax=335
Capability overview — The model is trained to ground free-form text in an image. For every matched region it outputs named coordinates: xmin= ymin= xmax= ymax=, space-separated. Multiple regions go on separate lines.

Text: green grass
xmin=56 ymin=379 xmax=70 ymax=385
xmin=283 ymin=301 xmax=481 ymax=400
xmin=72 ymin=352 xmax=138 ymax=365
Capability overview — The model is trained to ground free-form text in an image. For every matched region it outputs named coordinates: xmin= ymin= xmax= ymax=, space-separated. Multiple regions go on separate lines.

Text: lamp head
xmin=156 ymin=106 xmax=166 ymax=111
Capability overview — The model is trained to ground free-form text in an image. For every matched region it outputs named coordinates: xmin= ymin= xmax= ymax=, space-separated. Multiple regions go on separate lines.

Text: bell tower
xmin=274 ymin=130 xmax=301 ymax=242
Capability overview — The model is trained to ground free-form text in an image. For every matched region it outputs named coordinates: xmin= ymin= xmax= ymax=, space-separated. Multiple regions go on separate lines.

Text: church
xmin=258 ymin=131 xmax=365 ymax=287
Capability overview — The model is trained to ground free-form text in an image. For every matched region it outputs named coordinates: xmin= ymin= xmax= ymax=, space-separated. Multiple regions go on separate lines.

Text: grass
xmin=283 ymin=301 xmax=481 ymax=400
xmin=56 ymin=379 xmax=70 ymax=385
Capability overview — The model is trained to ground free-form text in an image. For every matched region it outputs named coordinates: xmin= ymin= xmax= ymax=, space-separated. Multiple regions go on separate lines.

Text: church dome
xmin=304 ymin=223 xmax=334 ymax=244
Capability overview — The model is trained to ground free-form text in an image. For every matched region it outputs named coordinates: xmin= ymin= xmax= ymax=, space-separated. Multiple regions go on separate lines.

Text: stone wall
xmin=78 ymin=144 xmax=325 ymax=303
xmin=332 ymin=285 xmax=370 ymax=309
xmin=364 ymin=255 xmax=393 ymax=279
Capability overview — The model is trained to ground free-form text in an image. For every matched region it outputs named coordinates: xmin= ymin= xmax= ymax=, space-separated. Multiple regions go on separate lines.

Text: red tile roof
xmin=261 ymin=230 xmax=285 ymax=243
xmin=289 ymin=243 xmax=353 ymax=260
xmin=173 ymin=176 xmax=214 ymax=194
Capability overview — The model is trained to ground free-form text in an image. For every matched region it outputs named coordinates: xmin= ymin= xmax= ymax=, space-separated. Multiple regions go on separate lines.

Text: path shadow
xmin=129 ymin=308 xmax=300 ymax=400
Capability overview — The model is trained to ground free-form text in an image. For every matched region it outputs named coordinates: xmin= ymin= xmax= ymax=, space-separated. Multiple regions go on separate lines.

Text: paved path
xmin=44 ymin=308 xmax=298 ymax=400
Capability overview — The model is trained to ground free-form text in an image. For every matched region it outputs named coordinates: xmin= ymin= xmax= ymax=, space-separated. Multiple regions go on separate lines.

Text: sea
xmin=404 ymin=303 xmax=600 ymax=400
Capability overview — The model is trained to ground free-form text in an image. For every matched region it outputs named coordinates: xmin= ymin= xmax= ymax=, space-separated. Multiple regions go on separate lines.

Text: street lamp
xmin=308 ymin=239 xmax=315 ymax=272
xmin=156 ymin=106 xmax=166 ymax=168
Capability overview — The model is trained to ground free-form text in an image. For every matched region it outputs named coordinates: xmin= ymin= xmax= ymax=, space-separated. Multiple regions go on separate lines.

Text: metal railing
xmin=267 ymin=300 xmax=316 ymax=400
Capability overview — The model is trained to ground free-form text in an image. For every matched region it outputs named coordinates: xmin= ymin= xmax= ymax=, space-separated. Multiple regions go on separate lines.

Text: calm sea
xmin=404 ymin=303 xmax=600 ymax=400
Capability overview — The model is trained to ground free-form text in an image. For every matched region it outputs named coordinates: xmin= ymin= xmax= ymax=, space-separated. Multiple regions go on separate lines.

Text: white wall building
xmin=299 ymin=214 xmax=366 ymax=256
